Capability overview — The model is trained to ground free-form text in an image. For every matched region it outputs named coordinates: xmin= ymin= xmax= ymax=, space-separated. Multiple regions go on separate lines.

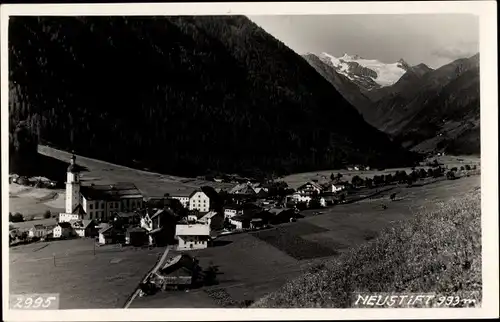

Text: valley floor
xmin=8 ymin=145 xmax=481 ymax=308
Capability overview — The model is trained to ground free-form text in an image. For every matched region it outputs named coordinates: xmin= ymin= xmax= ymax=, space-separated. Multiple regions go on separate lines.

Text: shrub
xmin=9 ymin=213 xmax=24 ymax=223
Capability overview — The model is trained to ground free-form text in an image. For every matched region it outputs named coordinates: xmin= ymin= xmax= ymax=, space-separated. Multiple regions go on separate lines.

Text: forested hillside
xmin=9 ymin=16 xmax=418 ymax=177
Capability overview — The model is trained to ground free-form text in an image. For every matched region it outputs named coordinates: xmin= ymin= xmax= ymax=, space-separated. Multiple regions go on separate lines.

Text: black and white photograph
xmin=1 ymin=1 xmax=498 ymax=320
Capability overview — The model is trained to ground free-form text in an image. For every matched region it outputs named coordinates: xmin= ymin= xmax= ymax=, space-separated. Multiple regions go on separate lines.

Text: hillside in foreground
xmin=9 ymin=16 xmax=418 ymax=179
xmin=253 ymin=188 xmax=481 ymax=308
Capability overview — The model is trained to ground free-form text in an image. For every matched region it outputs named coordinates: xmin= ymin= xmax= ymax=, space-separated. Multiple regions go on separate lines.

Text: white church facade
xmin=59 ymin=154 xmax=144 ymax=223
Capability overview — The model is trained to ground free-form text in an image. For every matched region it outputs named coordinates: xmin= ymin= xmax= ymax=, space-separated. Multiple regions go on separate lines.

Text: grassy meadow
xmin=252 ymin=187 xmax=481 ymax=308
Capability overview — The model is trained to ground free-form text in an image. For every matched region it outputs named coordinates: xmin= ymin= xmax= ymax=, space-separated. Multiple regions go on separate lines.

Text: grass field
xmin=9 ymin=239 xmax=166 ymax=309
xmin=37 ymin=145 xmax=234 ymax=197
xmin=252 ymin=185 xmax=481 ymax=308
xmin=131 ymin=175 xmax=480 ymax=308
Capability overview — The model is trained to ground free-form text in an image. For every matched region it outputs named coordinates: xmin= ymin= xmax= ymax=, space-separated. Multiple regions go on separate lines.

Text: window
xmin=90 ymin=204 xmax=93 ymax=210
xmin=101 ymin=202 xmax=104 ymax=209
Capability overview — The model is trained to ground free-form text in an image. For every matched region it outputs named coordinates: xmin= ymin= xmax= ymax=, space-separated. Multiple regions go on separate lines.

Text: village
xmin=8 ymin=152 xmax=479 ymax=301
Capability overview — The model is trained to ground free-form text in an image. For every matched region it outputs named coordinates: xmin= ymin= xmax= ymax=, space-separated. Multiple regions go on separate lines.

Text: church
xmin=58 ymin=154 xmax=144 ymax=223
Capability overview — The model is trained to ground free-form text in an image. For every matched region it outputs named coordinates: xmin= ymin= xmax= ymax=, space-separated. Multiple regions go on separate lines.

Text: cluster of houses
xmin=17 ymin=154 xmax=349 ymax=250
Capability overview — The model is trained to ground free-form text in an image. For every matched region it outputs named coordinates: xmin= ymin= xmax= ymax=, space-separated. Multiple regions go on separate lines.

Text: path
xmin=123 ymin=247 xmax=170 ymax=309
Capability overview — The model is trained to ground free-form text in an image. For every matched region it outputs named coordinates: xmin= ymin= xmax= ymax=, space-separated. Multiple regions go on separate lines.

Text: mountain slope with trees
xmin=9 ymin=16 xmax=418 ymax=177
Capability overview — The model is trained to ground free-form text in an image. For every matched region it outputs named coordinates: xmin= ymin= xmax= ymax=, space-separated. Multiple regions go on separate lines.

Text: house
xmin=171 ymin=192 xmax=191 ymax=208
xmin=175 ymin=223 xmax=211 ymax=250
xmin=141 ymin=208 xmax=177 ymax=246
xmin=70 ymin=219 xmax=97 ymax=238
xmin=126 ymin=227 xmax=149 ymax=246
xmin=188 ymin=190 xmax=210 ymax=213
xmin=98 ymin=224 xmax=114 ymax=245
xmin=152 ymin=254 xmax=197 ymax=290
xmin=112 ymin=212 xmax=141 ymax=227
xmin=268 ymin=208 xmax=296 ymax=224
xmin=295 ymin=181 xmax=323 ymax=196
xmin=80 ymin=182 xmax=144 ymax=222
xmin=229 ymin=215 xmax=251 ymax=230
xmin=198 ymin=211 xmax=224 ymax=231
xmin=53 ymin=222 xmax=75 ymax=239
xmin=229 ymin=183 xmax=257 ymax=196
xmin=321 ymin=182 xmax=345 ymax=194
xmin=223 ymin=204 xmax=243 ymax=219
xmin=28 ymin=224 xmax=53 ymax=238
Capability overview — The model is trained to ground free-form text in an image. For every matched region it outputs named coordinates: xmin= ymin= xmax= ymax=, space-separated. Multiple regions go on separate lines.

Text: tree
xmin=390 ymin=193 xmax=397 ymax=201
xmin=351 ymin=175 xmax=363 ymax=188
xmin=203 ymin=263 xmax=220 ymax=286
xmin=465 ymin=164 xmax=471 ymax=171
xmin=365 ymin=178 xmax=373 ymax=189
xmin=446 ymin=171 xmax=456 ymax=180
xmin=336 ymin=173 xmax=343 ymax=180
xmin=43 ymin=210 xmax=51 ymax=219
xmin=472 ymin=165 xmax=477 ymax=170
xmin=418 ymin=168 xmax=427 ymax=178
xmin=427 ymin=168 xmax=434 ymax=177
xmin=384 ymin=174 xmax=393 ymax=185
xmin=9 ymin=212 xmax=24 ymax=223
xmin=330 ymin=173 xmax=335 ymax=181
xmin=460 ymin=166 xmax=465 ymax=171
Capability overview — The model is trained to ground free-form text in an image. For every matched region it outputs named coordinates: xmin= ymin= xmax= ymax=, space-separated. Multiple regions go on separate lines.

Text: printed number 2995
xmin=10 ymin=294 xmax=59 ymax=310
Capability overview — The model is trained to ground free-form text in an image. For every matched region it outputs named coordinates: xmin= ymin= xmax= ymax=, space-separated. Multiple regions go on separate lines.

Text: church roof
xmin=72 ymin=204 xmax=87 ymax=215
xmin=67 ymin=164 xmax=80 ymax=173
xmin=80 ymin=182 xmax=143 ymax=201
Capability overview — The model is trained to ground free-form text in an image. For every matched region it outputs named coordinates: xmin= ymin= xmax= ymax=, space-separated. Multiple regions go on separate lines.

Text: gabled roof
xmin=82 ymin=219 xmax=95 ymax=229
xmin=58 ymin=222 xmax=73 ymax=229
xmin=80 ymin=182 xmax=143 ymax=201
xmin=98 ymin=224 xmax=113 ymax=234
xmin=297 ymin=181 xmax=323 ymax=191
xmin=72 ymin=204 xmax=87 ymax=215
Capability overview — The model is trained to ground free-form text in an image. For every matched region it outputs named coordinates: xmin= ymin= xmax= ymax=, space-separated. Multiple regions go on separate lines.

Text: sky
xmin=248 ymin=14 xmax=479 ymax=69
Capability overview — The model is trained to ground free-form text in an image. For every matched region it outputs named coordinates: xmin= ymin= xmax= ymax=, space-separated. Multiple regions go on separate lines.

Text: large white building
xmin=80 ymin=182 xmax=143 ymax=221
xmin=58 ymin=154 xmax=143 ymax=223
xmin=175 ymin=223 xmax=210 ymax=250
xmin=171 ymin=189 xmax=211 ymax=213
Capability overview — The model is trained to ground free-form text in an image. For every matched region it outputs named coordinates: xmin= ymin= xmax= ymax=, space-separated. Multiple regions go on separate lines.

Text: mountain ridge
xmin=9 ymin=16 xmax=419 ymax=178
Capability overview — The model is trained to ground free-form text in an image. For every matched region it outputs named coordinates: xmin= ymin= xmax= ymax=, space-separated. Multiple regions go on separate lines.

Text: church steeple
xmin=67 ymin=154 xmax=79 ymax=173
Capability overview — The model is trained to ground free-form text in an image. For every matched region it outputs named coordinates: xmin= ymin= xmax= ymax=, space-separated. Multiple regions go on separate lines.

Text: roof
xmin=199 ymin=211 xmax=220 ymax=223
xmin=269 ymin=208 xmax=293 ymax=215
xmin=71 ymin=204 xmax=86 ymax=215
xmin=98 ymin=225 xmax=113 ymax=234
xmin=224 ymin=203 xmax=242 ymax=211
xmin=58 ymin=222 xmax=72 ymax=229
xmin=116 ymin=212 xmax=139 ymax=219
xmin=127 ymin=227 xmax=147 ymax=233
xmin=230 ymin=183 xmax=256 ymax=195
xmin=297 ymin=181 xmax=323 ymax=191
xmin=80 ymin=182 xmax=143 ymax=201
xmin=32 ymin=224 xmax=46 ymax=230
xmin=82 ymin=220 xmax=94 ymax=229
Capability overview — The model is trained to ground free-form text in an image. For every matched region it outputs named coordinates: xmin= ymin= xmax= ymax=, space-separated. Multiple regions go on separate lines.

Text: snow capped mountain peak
xmin=316 ymin=52 xmax=409 ymax=90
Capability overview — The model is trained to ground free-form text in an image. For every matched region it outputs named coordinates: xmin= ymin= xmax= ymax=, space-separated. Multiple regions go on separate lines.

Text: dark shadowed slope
xmin=9 ymin=16 xmax=418 ymax=178
xmin=302 ymin=54 xmax=378 ymax=127
xmin=373 ymin=54 xmax=479 ymax=135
